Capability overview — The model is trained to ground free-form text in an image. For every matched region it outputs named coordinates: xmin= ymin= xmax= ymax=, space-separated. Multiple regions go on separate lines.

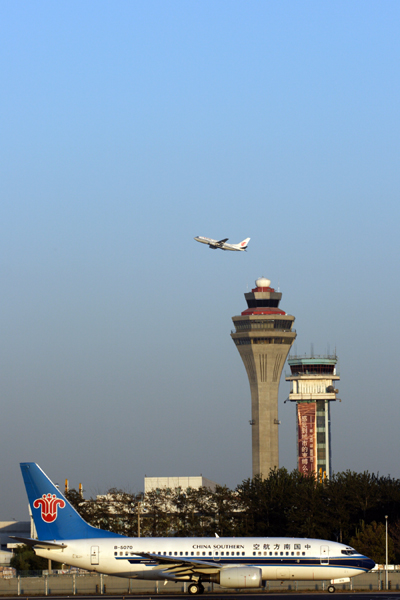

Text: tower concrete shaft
xmin=231 ymin=278 xmax=296 ymax=478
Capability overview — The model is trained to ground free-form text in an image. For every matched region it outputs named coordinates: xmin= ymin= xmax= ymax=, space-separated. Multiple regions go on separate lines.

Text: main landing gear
xmin=327 ymin=585 xmax=336 ymax=593
xmin=188 ymin=582 xmax=205 ymax=595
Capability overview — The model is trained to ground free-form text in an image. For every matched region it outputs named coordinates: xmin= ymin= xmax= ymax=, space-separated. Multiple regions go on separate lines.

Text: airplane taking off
xmin=194 ymin=236 xmax=250 ymax=251
xmin=13 ymin=463 xmax=375 ymax=595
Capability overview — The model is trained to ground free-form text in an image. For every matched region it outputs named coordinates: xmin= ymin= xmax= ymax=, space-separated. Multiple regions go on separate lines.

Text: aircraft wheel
xmin=327 ymin=585 xmax=336 ymax=593
xmin=188 ymin=583 xmax=202 ymax=595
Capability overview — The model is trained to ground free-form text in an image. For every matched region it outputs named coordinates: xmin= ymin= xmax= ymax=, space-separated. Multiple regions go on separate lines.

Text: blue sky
xmin=1 ymin=1 xmax=399 ymax=519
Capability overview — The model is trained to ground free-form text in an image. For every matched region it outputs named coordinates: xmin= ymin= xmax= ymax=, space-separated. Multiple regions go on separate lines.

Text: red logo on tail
xmin=33 ymin=494 xmax=66 ymax=523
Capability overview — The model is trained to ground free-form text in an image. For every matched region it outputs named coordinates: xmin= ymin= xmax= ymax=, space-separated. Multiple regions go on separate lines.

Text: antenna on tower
xmin=311 ymin=343 xmax=314 ymax=357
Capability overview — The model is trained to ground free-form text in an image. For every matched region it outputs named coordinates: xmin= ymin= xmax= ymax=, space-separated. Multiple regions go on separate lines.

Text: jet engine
xmin=214 ymin=566 xmax=262 ymax=588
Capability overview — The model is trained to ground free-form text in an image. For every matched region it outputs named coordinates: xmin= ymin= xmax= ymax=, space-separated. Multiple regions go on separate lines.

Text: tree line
xmin=63 ymin=468 xmax=400 ymax=564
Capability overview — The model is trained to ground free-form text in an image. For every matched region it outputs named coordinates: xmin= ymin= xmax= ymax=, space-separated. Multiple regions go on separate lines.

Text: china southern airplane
xmin=194 ymin=236 xmax=250 ymax=251
xmin=12 ymin=463 xmax=374 ymax=595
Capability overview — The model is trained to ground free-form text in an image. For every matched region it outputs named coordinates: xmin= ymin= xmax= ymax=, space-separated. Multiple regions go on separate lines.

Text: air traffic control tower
xmin=231 ymin=278 xmax=296 ymax=478
xmin=285 ymin=354 xmax=340 ymax=480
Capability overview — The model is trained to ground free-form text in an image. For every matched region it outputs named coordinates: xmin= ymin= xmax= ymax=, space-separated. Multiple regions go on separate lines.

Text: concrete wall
xmin=145 ymin=476 xmax=217 ymax=493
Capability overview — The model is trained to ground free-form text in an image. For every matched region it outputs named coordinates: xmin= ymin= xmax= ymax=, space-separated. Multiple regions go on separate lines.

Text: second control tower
xmin=231 ymin=278 xmax=296 ymax=477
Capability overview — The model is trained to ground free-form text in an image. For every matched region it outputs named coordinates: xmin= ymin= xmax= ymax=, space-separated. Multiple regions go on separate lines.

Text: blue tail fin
xmin=21 ymin=463 xmax=122 ymax=540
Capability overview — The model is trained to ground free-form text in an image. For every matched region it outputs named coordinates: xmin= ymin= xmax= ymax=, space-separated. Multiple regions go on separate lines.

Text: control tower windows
xmin=234 ymin=320 xmax=293 ymax=332
xmin=234 ymin=337 xmax=293 ymax=346
xmin=289 ymin=364 xmax=335 ymax=375
xmin=246 ymin=298 xmax=280 ymax=308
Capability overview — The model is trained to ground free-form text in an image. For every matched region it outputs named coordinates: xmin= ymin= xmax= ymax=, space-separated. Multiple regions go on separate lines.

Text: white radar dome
xmin=256 ymin=277 xmax=271 ymax=288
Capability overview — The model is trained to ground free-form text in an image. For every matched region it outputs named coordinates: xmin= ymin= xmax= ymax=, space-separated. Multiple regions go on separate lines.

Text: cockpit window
xmin=341 ymin=549 xmax=357 ymax=555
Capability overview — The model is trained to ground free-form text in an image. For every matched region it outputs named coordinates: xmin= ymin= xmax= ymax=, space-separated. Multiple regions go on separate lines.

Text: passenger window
xmin=114 ymin=552 xmax=117 ymax=556
xmin=185 ymin=552 xmax=188 ymax=556
xmin=221 ymin=552 xmax=224 ymax=556
xmin=180 ymin=552 xmax=183 ymax=556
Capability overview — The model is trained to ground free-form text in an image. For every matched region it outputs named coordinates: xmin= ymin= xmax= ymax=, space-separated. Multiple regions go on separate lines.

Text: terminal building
xmin=0 ymin=521 xmax=30 ymax=567
xmin=231 ymin=277 xmax=296 ymax=478
xmin=285 ymin=354 xmax=340 ymax=480
xmin=144 ymin=476 xmax=217 ymax=494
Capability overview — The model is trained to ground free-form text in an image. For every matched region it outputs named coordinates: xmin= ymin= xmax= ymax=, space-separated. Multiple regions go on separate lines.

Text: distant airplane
xmin=194 ymin=236 xmax=250 ymax=251
xmin=12 ymin=463 xmax=375 ymax=595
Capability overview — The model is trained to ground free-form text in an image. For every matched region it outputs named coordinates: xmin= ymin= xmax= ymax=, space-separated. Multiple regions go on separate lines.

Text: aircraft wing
xmin=216 ymin=238 xmax=229 ymax=245
xmin=131 ymin=551 xmax=220 ymax=575
xmin=9 ymin=536 xmax=67 ymax=549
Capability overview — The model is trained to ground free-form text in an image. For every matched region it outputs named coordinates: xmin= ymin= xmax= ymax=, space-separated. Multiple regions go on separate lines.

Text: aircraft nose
xmin=363 ymin=557 xmax=375 ymax=571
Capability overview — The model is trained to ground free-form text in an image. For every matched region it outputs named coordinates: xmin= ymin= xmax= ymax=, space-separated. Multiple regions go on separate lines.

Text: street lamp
xmin=137 ymin=493 xmax=145 ymax=538
xmin=385 ymin=515 xmax=388 ymax=590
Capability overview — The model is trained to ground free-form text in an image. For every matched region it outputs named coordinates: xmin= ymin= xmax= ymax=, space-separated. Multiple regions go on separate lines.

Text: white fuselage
xmin=194 ymin=236 xmax=248 ymax=251
xmin=35 ymin=536 xmax=372 ymax=583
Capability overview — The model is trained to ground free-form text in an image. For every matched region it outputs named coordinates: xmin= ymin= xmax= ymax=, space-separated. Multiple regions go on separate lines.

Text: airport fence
xmin=0 ymin=571 xmax=399 ymax=595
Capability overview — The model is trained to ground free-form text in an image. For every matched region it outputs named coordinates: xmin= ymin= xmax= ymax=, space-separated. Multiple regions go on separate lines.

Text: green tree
xmin=10 ymin=545 xmax=60 ymax=573
xmin=144 ymin=488 xmax=175 ymax=536
xmin=65 ymin=488 xmax=95 ymax=523
xmin=171 ymin=486 xmax=214 ymax=536
xmin=287 ymin=472 xmax=328 ymax=539
xmin=349 ymin=521 xmax=394 ymax=564
xmin=212 ymin=485 xmax=243 ymax=537
xmin=389 ymin=519 xmax=400 ymax=564
xmin=66 ymin=487 xmax=141 ymax=535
